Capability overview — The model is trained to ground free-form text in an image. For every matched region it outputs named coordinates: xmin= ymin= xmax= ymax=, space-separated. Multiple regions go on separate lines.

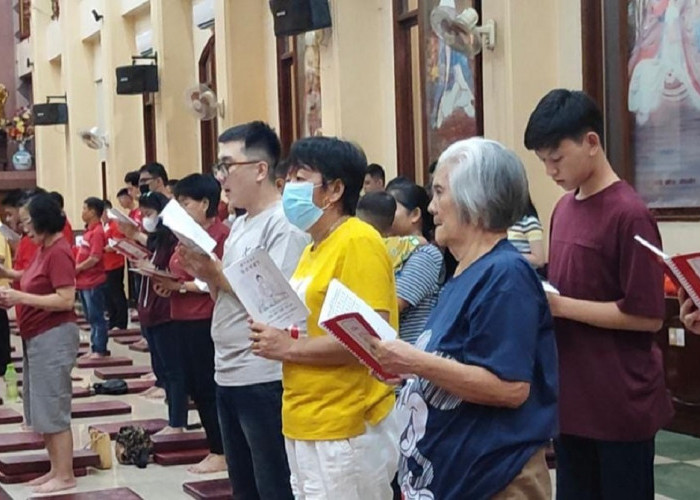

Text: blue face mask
xmin=282 ymin=181 xmax=323 ymax=231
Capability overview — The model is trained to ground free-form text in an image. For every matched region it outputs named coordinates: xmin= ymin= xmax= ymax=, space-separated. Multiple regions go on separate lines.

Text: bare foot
xmin=28 ymin=470 xmax=54 ymax=486
xmin=139 ymin=386 xmax=157 ymax=397
xmin=89 ymin=352 xmax=109 ymax=359
xmin=141 ymin=372 xmax=157 ymax=381
xmin=187 ymin=453 xmax=227 ymax=474
xmin=133 ymin=339 xmax=148 ymax=349
xmin=154 ymin=426 xmax=184 ymax=436
xmin=32 ymin=476 xmax=76 ymax=494
xmin=20 ymin=423 xmax=33 ymax=432
xmin=144 ymin=387 xmax=165 ymax=400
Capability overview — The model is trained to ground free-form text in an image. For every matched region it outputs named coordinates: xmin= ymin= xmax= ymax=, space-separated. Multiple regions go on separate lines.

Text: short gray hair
xmin=436 ymin=137 xmax=528 ymax=231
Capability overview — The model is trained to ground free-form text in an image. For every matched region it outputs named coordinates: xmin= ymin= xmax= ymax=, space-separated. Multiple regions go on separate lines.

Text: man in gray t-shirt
xmin=181 ymin=122 xmax=307 ymax=500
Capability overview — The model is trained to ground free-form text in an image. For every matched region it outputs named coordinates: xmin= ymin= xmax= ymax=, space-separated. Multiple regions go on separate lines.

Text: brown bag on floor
xmin=89 ymin=428 xmax=113 ymax=469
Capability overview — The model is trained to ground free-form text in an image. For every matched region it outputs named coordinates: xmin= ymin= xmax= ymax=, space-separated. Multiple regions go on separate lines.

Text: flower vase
xmin=12 ymin=141 xmax=32 ymax=171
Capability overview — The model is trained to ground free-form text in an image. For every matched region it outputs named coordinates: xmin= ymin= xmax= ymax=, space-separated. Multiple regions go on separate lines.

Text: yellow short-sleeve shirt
xmin=0 ymin=234 xmax=12 ymax=288
xmin=283 ymin=217 xmax=398 ymax=441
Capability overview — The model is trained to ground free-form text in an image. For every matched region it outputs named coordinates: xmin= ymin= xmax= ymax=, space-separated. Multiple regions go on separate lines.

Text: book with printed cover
xmin=107 ymin=208 xmax=139 ymax=227
xmin=129 ymin=265 xmax=180 ymax=281
xmin=319 ymin=279 xmax=399 ymax=382
xmin=160 ymin=200 xmax=216 ymax=256
xmin=109 ymin=238 xmax=151 ymax=261
xmin=223 ymin=248 xmax=308 ymax=329
xmin=635 ymin=235 xmax=700 ymax=308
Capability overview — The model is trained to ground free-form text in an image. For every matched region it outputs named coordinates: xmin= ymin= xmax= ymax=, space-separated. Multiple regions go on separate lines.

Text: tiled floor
xmin=654 ymin=430 xmax=700 ymax=500
xmin=1 ymin=326 xmax=225 ymax=499
xmin=2 ymin=323 xmax=700 ymax=499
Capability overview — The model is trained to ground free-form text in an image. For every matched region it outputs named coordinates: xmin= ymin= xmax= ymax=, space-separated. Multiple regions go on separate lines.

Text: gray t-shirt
xmin=211 ymin=201 xmax=309 ymax=386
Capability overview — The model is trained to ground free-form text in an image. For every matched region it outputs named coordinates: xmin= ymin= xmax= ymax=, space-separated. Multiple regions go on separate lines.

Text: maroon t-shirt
xmin=76 ymin=222 xmax=106 ymax=290
xmin=137 ymin=236 xmax=176 ymax=328
xmin=168 ymin=220 xmax=230 ymax=321
xmin=548 ymin=181 xmax=673 ymax=441
xmin=18 ymin=237 xmax=77 ymax=339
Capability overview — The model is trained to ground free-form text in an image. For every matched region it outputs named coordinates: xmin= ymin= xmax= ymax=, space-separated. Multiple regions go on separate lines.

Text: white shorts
xmin=285 ymin=411 xmax=400 ymax=500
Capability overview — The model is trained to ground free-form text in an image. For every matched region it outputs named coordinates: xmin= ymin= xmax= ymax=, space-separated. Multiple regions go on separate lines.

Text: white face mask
xmin=142 ymin=216 xmax=159 ymax=233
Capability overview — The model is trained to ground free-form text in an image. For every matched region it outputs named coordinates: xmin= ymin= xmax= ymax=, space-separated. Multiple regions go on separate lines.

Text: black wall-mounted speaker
xmin=33 ymin=103 xmax=68 ymax=125
xmin=269 ymin=0 xmax=331 ymax=37
xmin=116 ymin=65 xmax=159 ymax=95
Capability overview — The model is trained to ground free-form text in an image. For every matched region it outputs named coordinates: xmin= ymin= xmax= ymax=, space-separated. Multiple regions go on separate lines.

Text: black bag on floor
xmin=115 ymin=425 xmax=153 ymax=469
xmin=93 ymin=378 xmax=128 ymax=395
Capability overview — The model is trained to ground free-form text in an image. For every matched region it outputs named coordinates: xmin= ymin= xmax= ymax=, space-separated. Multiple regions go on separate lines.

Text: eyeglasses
xmin=212 ymin=160 xmax=264 ymax=180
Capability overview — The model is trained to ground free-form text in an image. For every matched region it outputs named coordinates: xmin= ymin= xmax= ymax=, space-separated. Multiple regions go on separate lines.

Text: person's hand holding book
xmin=679 ymin=288 xmax=700 ymax=335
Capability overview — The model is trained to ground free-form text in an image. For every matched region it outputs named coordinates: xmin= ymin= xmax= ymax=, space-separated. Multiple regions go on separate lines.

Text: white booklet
xmin=107 ymin=208 xmax=139 ymax=227
xmin=223 ymin=248 xmax=308 ymax=329
xmin=0 ymin=223 xmax=20 ymax=243
xmin=160 ymin=200 xmax=217 ymax=257
xmin=319 ymin=279 xmax=398 ymax=382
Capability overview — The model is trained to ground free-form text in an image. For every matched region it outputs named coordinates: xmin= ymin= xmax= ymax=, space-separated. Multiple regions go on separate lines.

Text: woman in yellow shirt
xmin=250 ymin=137 xmax=400 ymax=500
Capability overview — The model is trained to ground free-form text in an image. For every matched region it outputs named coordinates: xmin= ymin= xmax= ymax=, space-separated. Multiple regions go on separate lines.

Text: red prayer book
xmin=109 ymin=239 xmax=151 ymax=262
xmin=319 ymin=279 xmax=399 ymax=382
xmin=634 ymin=235 xmax=700 ymax=308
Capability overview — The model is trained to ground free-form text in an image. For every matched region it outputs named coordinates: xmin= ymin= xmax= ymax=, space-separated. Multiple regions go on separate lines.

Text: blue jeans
xmin=216 ymin=381 xmax=293 ymax=500
xmin=79 ymin=287 xmax=108 ymax=354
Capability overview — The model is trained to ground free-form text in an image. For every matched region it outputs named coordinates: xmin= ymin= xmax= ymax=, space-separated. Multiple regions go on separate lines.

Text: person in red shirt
xmin=75 ymin=197 xmax=108 ymax=358
xmin=48 ymin=192 xmax=75 ymax=245
xmin=0 ymin=193 xmax=80 ymax=494
xmin=101 ymin=200 xmax=128 ymax=329
xmin=525 ymin=90 xmax=672 ymax=499
xmin=118 ymin=183 xmax=142 ymax=308
xmin=151 ymin=174 xmax=229 ymax=474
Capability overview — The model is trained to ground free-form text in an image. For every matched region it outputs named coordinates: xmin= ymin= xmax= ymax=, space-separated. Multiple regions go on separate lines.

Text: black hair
xmin=48 ymin=191 xmax=64 ymax=209
xmin=26 ymin=193 xmax=65 ymax=235
xmin=139 ymin=162 xmax=169 ymax=184
xmin=173 ymin=173 xmax=221 ymax=218
xmin=138 ymin=191 xmax=176 ymax=251
xmin=2 ymin=189 xmax=25 ymax=208
xmin=524 ymin=89 xmax=605 ymax=151
xmin=275 ymin=158 xmax=290 ymax=180
xmin=386 ymin=177 xmax=434 ymax=240
xmin=84 ymin=197 xmax=105 ymax=217
xmin=357 ymin=192 xmax=396 ymax=235
xmin=287 ymin=136 xmax=367 ymax=216
xmin=117 ymin=188 xmax=131 ymax=198
xmin=525 ymin=195 xmax=539 ymax=219
xmin=428 ymin=160 xmax=438 ymax=174
xmin=103 ymin=199 xmax=113 ymax=210
xmin=167 ymin=179 xmax=179 ymax=188
xmin=124 ymin=171 xmax=140 ymax=187
xmin=218 ymin=121 xmax=281 ymax=179
xmin=365 ymin=163 xmax=385 ymax=183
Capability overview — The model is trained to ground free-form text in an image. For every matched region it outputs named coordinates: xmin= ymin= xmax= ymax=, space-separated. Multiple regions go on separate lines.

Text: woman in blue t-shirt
xmin=371 ymin=138 xmax=558 ymax=499
xmin=385 ymin=179 xmax=444 ymax=346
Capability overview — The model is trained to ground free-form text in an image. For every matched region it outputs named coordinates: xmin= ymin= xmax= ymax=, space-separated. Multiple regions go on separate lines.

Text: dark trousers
xmin=141 ymin=323 xmax=167 ymax=389
xmin=128 ymin=270 xmax=141 ymax=308
xmin=216 ymin=381 xmax=293 ymax=500
xmin=176 ymin=319 xmax=223 ymax=455
xmin=0 ymin=308 xmax=10 ymax=376
xmin=555 ymin=434 xmax=655 ymax=500
xmin=104 ymin=267 xmax=128 ymax=329
xmin=147 ymin=321 xmax=188 ymax=427
xmin=79 ymin=286 xmax=108 ymax=354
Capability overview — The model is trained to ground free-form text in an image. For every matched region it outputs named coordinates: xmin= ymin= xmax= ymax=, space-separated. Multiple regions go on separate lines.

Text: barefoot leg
xmin=36 ymin=429 xmax=75 ymax=493
xmin=187 ymin=453 xmax=227 ymax=474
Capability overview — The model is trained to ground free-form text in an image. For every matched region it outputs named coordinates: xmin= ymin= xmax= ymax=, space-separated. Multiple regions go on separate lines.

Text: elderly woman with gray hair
xmin=371 ymin=137 xmax=558 ymax=499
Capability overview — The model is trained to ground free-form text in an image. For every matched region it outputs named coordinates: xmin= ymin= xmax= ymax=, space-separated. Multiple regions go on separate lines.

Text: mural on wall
xmin=628 ymin=0 xmax=700 ymax=208
xmin=423 ymin=0 xmax=478 ymax=164
xmin=298 ymin=32 xmax=323 ymax=137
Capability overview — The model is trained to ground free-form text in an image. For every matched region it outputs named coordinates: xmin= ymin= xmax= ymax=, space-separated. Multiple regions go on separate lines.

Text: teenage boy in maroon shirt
xmin=76 ymin=197 xmax=109 ymax=358
xmin=524 ymin=89 xmax=673 ymax=499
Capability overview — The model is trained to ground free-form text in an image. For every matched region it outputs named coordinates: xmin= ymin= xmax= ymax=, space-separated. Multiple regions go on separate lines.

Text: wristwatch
xmin=179 ymin=283 xmax=187 ymax=294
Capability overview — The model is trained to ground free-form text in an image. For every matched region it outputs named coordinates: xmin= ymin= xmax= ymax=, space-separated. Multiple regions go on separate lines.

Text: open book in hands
xmin=109 ymin=238 xmax=151 ymax=261
xmin=222 ymin=248 xmax=308 ymax=329
xmin=107 ymin=208 xmax=139 ymax=227
xmin=160 ymin=200 xmax=217 ymax=257
xmin=319 ymin=279 xmax=399 ymax=382
xmin=634 ymin=234 xmax=700 ymax=308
